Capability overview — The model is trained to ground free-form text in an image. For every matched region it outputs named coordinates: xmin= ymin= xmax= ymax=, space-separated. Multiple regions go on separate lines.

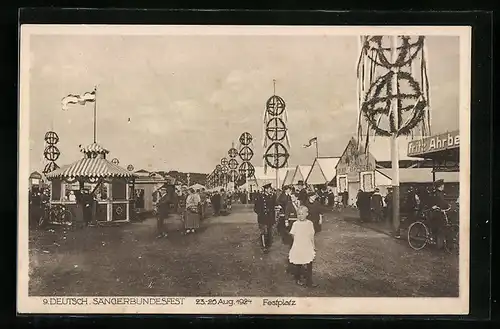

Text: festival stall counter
xmin=45 ymin=143 xmax=136 ymax=223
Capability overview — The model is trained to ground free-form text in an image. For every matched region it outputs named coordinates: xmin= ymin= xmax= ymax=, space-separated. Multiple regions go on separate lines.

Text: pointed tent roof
xmin=305 ymin=157 xmax=340 ymax=185
xmin=247 ymin=166 xmax=291 ymax=189
xmin=282 ymin=169 xmax=295 ymax=187
xmin=286 ymin=165 xmax=313 ymax=185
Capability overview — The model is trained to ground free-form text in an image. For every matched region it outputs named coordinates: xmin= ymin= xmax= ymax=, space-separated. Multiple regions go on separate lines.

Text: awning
xmin=46 ymin=157 xmax=135 ymax=180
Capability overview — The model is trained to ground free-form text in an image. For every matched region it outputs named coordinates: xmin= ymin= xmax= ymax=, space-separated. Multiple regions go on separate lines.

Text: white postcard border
xmin=18 ymin=24 xmax=471 ymax=315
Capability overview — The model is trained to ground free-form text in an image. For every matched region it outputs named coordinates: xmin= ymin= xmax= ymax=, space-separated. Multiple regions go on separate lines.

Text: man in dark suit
xmin=155 ymin=187 xmax=170 ymax=238
xmin=254 ymin=183 xmax=276 ymax=253
xmin=296 ymin=180 xmax=308 ymax=205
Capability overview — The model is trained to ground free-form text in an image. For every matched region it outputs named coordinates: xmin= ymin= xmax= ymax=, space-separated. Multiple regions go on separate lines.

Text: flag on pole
xmin=303 ymin=137 xmax=318 ymax=148
xmin=61 ymin=89 xmax=96 ymax=111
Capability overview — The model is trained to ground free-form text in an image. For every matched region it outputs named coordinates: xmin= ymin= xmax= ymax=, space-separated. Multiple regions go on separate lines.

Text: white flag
xmin=303 ymin=137 xmax=318 ymax=148
xmin=62 ymin=89 xmax=96 ymax=111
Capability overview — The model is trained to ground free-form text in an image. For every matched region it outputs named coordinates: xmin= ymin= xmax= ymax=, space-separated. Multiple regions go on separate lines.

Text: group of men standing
xmin=253 ymin=180 xmax=328 ymax=253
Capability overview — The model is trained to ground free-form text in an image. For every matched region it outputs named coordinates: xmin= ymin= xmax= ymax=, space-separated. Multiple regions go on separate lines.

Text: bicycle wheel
xmin=60 ymin=209 xmax=73 ymax=225
xmin=444 ymin=224 xmax=459 ymax=255
xmin=407 ymin=221 xmax=429 ymax=250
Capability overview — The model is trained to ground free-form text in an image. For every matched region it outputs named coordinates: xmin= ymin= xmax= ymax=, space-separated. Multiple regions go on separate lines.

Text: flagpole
xmin=93 ymin=86 xmax=97 ymax=143
xmin=316 ymin=139 xmax=319 ymax=158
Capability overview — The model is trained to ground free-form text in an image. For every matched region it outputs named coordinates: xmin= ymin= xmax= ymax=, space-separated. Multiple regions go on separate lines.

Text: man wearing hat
xmin=429 ymin=179 xmax=449 ymax=248
xmin=253 ymin=183 xmax=276 ymax=252
xmin=296 ymin=180 xmax=308 ymax=205
xmin=370 ymin=188 xmax=384 ymax=222
xmin=384 ymin=187 xmax=393 ymax=222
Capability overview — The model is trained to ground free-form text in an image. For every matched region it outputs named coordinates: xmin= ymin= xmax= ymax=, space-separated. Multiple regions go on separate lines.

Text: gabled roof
xmin=337 ymin=136 xmax=423 ymax=165
xmin=305 ymin=157 xmax=340 ymax=185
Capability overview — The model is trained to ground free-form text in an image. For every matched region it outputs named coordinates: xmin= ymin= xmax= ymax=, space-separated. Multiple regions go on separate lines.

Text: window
xmin=362 ymin=173 xmax=373 ymax=191
xmin=339 ymin=177 xmax=347 ymax=192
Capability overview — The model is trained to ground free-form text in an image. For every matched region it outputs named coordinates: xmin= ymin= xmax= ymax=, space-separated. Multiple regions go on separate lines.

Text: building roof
xmin=305 ymin=157 xmax=340 ymax=185
xmin=376 ymin=168 xmax=460 ymax=184
xmin=29 ymin=171 xmax=43 ymax=179
xmin=292 ymin=165 xmax=312 ymax=184
xmin=46 ymin=157 xmax=134 ymax=180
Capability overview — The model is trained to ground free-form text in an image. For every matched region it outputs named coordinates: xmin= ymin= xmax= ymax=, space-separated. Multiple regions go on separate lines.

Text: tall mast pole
xmin=273 ymin=79 xmax=279 ymax=190
xmin=390 ymin=36 xmax=401 ymax=237
xmin=93 ymin=86 xmax=97 ymax=143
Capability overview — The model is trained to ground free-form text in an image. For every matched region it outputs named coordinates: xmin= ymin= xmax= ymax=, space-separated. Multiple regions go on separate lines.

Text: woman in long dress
xmin=184 ymin=188 xmax=201 ymax=234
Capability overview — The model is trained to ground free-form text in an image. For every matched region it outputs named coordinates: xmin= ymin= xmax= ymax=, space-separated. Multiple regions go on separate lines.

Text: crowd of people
xmin=252 ymin=180 xmax=330 ymax=288
xmin=154 ymin=186 xmax=243 ymax=238
xmin=354 ymin=179 xmax=458 ymax=241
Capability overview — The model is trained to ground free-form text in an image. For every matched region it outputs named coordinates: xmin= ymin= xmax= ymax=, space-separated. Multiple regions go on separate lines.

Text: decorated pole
xmin=390 ymin=36 xmax=401 ymax=236
xmin=263 ymin=79 xmax=290 ymax=190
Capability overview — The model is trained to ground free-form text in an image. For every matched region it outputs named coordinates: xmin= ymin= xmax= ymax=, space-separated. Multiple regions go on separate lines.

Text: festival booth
xmin=133 ymin=170 xmax=173 ymax=213
xmin=335 ymin=137 xmax=425 ymax=205
xmin=45 ymin=143 xmax=136 ymax=223
xmin=407 ymin=130 xmax=460 ymax=201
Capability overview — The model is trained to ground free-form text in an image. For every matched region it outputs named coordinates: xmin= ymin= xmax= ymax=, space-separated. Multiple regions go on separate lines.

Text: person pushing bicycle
xmin=427 ymin=179 xmax=450 ymax=248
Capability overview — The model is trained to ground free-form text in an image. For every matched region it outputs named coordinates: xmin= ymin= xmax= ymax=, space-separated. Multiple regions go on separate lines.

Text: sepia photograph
xmin=18 ymin=25 xmax=470 ymax=314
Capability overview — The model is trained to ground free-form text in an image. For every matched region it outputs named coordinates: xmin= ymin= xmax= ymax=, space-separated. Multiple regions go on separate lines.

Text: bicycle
xmin=40 ymin=204 xmax=74 ymax=228
xmin=407 ymin=207 xmax=459 ymax=254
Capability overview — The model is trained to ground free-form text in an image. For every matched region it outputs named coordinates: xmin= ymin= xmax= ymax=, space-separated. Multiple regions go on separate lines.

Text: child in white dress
xmin=289 ymin=205 xmax=318 ymax=287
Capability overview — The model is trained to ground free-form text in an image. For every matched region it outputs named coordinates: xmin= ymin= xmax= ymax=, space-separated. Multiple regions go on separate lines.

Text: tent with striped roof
xmin=46 ymin=143 xmax=134 ymax=180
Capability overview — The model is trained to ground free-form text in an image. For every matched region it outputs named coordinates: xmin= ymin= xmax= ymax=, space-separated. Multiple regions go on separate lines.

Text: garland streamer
xmin=357 ymin=36 xmax=431 ymax=144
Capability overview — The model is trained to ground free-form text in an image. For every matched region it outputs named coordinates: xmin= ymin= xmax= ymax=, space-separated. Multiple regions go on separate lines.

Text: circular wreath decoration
xmin=239 ymin=146 xmax=254 ymax=162
xmin=44 ymin=131 xmax=59 ymax=145
xmin=239 ymin=132 xmax=253 ymax=146
xmin=238 ymin=162 xmax=255 ymax=178
xmin=265 ymin=117 xmax=287 ymax=141
xmin=43 ymin=145 xmax=61 ymax=162
xmin=111 ymin=158 xmax=120 ymax=165
xmin=228 ymin=148 xmax=238 ymax=158
xmin=364 ymin=36 xmax=424 ymax=69
xmin=127 ymin=165 xmax=134 ymax=171
xmin=361 ymin=70 xmax=427 ymax=137
xmin=43 ymin=161 xmax=59 ymax=174
xmin=228 ymin=158 xmax=239 ymax=170
xmin=264 ymin=142 xmax=289 ymax=169
xmin=220 ymin=158 xmax=228 ymax=167
xmin=266 ymin=95 xmax=286 ymax=117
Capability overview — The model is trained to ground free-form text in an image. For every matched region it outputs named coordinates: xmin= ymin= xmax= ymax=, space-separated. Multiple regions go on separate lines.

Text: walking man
xmin=253 ymin=183 xmax=276 ymax=253
xmin=156 ymin=187 xmax=170 ymax=238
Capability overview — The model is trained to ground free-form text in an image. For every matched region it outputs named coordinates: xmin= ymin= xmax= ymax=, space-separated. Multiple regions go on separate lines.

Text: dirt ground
xmin=28 ymin=206 xmax=459 ymax=297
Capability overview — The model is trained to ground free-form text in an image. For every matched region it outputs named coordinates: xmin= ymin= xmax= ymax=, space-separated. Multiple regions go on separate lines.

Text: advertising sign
xmin=407 ymin=130 xmax=459 ymax=157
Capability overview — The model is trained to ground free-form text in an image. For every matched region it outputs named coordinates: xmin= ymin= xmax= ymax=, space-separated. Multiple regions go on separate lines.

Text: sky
xmin=27 ymin=33 xmax=460 ymax=174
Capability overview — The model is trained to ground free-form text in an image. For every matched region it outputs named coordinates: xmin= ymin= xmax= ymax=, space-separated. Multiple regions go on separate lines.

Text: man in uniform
xmin=253 ymin=183 xmax=276 ymax=253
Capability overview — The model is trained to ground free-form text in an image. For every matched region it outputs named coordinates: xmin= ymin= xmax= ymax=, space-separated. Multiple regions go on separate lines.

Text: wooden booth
xmin=45 ymin=143 xmax=136 ymax=223
xmin=335 ymin=137 xmax=426 ymax=205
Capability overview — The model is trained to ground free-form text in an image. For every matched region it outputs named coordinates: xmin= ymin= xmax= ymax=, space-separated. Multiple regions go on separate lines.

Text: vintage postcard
xmin=18 ymin=25 xmax=471 ymax=315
